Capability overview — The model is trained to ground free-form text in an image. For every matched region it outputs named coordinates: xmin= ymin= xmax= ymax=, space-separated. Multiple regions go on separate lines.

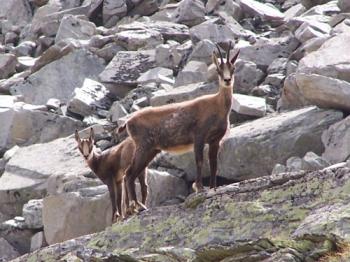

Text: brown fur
xmin=75 ymin=128 xmax=148 ymax=222
xmin=120 ymin=43 xmax=239 ymax=206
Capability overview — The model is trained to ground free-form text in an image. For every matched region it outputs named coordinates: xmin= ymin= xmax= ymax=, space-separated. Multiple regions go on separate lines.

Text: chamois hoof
xmin=136 ymin=203 xmax=148 ymax=212
xmin=112 ymin=212 xmax=122 ymax=224
xmin=192 ymin=182 xmax=204 ymax=194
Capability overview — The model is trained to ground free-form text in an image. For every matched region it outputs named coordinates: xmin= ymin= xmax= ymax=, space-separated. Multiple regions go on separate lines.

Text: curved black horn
xmin=226 ymin=41 xmax=232 ymax=63
xmin=215 ymin=44 xmax=224 ymax=65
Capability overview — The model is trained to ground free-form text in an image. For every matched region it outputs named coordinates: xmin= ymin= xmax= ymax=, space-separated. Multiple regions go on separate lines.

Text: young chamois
xmin=75 ymin=128 xmax=148 ymax=222
xmin=118 ymin=43 xmax=239 ymax=210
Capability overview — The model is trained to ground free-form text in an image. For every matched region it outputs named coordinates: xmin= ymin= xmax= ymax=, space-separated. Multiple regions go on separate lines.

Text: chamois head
xmin=75 ymin=128 xmax=95 ymax=160
xmin=212 ymin=42 xmax=240 ymax=88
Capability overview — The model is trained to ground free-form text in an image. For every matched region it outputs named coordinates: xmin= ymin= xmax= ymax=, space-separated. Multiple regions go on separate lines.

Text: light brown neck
xmin=86 ymin=148 xmax=101 ymax=175
xmin=218 ymin=82 xmax=233 ymax=112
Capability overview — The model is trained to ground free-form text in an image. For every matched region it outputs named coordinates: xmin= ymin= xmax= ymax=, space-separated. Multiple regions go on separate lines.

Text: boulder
xmin=171 ymin=0 xmax=205 ymax=27
xmin=160 ymin=107 xmax=342 ymax=181
xmin=55 ymin=15 xmax=97 ymax=44
xmin=294 ymin=73 xmax=350 ymax=111
xmin=99 ymin=50 xmax=156 ymax=96
xmin=10 ymin=49 xmax=106 ymax=105
xmin=102 ymin=0 xmax=127 ymax=27
xmin=322 ymin=115 xmax=350 ymax=164
xmin=0 ymin=54 xmax=17 ymax=79
xmin=22 ymin=199 xmax=43 ymax=229
xmin=30 ymin=231 xmax=46 ymax=252
xmin=297 ymin=33 xmax=350 ymax=82
xmin=238 ymin=0 xmax=284 ymax=24
xmin=67 ymin=78 xmax=113 ymax=117
xmin=2 ymin=0 xmax=32 ymax=27
xmin=174 ymin=61 xmax=208 ymax=87
xmin=234 ymin=59 xmax=265 ymax=94
xmin=155 ymin=41 xmax=191 ymax=70
xmin=294 ymin=21 xmax=330 ymax=43
xmin=0 ymin=238 xmax=19 ymax=261
xmin=114 ymin=28 xmax=163 ymax=51
xmin=137 ymin=67 xmax=173 ymax=85
xmin=338 ymin=0 xmax=350 ymax=12
xmin=188 ymin=39 xmax=216 ymax=65
xmin=12 ymin=41 xmax=37 ymax=57
xmin=0 ymin=102 xmax=83 ymax=153
xmin=206 ymin=0 xmax=242 ymax=20
xmin=108 ymin=101 xmax=128 ymax=122
xmin=232 ymin=94 xmax=266 ymax=117
xmin=16 ymin=166 xmax=350 ymax=261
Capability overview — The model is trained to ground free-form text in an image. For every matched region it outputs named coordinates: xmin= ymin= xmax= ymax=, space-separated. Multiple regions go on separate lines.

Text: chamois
xmin=119 ymin=43 xmax=239 ymax=210
xmin=75 ymin=128 xmax=148 ymax=222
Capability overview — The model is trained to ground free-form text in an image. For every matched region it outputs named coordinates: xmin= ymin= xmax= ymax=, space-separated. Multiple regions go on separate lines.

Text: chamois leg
xmin=115 ymin=181 xmax=124 ymax=222
xmin=209 ymin=141 xmax=220 ymax=190
xmin=125 ymin=147 xmax=158 ymax=213
xmin=123 ymin=177 xmax=132 ymax=216
xmin=138 ymin=169 xmax=148 ymax=206
xmin=192 ymin=139 xmax=205 ymax=193
xmin=106 ymin=177 xmax=117 ymax=223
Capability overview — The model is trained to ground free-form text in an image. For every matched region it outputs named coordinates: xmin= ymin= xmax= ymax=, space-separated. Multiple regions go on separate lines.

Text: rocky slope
xmin=1 ymin=0 xmax=350 ymax=261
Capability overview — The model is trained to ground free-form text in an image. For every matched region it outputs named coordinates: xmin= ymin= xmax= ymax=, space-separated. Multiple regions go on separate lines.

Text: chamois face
xmin=75 ymin=128 xmax=95 ymax=160
xmin=212 ymin=43 xmax=240 ymax=88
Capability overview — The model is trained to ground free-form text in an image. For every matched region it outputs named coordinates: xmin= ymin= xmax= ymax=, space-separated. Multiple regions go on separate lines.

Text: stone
xmin=30 ymin=231 xmax=46 ymax=252
xmin=0 ymin=102 xmax=83 ymax=153
xmin=155 ymin=41 xmax=190 ymax=70
xmin=3 ymin=0 xmax=32 ymax=27
xmin=137 ymin=67 xmax=173 ymax=85
xmin=128 ymin=0 xmax=161 ymax=17
xmin=263 ymin=73 xmax=285 ymax=88
xmin=322 ymin=115 xmax=350 ymax=164
xmin=99 ymin=50 xmax=156 ymax=96
xmin=174 ymin=61 xmax=208 ymax=87
xmin=234 ymin=60 xmax=265 ymax=94
xmin=190 ymin=19 xmax=246 ymax=45
xmin=295 ymin=73 xmax=350 ymax=111
xmin=0 ymin=237 xmax=19 ymax=261
xmin=171 ymin=0 xmax=205 ymax=27
xmin=238 ymin=0 xmax=284 ymax=24
xmin=22 ymin=199 xmax=43 ymax=229
xmin=46 ymin=98 xmax=61 ymax=111
xmin=12 ymin=41 xmax=37 ymax=57
xmin=231 ymin=94 xmax=267 ymax=117
xmin=102 ymin=0 xmax=127 ymax=27
xmin=118 ymin=21 xmax=190 ymax=42
xmin=267 ymin=58 xmax=288 ymax=75
xmin=338 ymin=0 xmax=350 ymax=12
xmin=206 ymin=0 xmax=242 ymax=21
xmin=297 ymin=33 xmax=350 ymax=82
xmin=108 ymin=101 xmax=128 ymax=122
xmin=283 ymin=4 xmax=306 ymax=21
xmin=161 ymin=107 xmax=342 ymax=181
xmin=67 ymin=78 xmax=113 ymax=117
xmin=114 ymin=29 xmax=163 ymax=51
xmin=294 ymin=21 xmax=330 ymax=43
xmin=151 ymin=82 xmax=217 ymax=106
xmin=0 ymin=54 xmax=17 ymax=79
xmin=15 ymin=166 xmax=350 ymax=261
xmin=55 ymin=15 xmax=97 ymax=44
xmin=0 ymin=95 xmax=17 ymax=109
xmin=10 ymin=49 xmax=105 ymax=105
xmin=16 ymin=57 xmax=38 ymax=72
xmin=93 ymin=42 xmax=125 ymax=62
xmin=188 ymin=39 xmax=216 ymax=65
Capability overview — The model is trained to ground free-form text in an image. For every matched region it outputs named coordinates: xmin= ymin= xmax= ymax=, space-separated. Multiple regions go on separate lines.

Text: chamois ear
xmin=212 ymin=51 xmax=220 ymax=69
xmin=74 ymin=130 xmax=80 ymax=143
xmin=230 ymin=49 xmax=240 ymax=65
xmin=89 ymin=127 xmax=95 ymax=143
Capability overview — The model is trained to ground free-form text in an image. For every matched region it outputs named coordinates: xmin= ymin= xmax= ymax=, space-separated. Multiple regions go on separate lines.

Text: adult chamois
xmin=119 ymin=42 xmax=239 ymax=211
xmin=75 ymin=128 xmax=148 ymax=222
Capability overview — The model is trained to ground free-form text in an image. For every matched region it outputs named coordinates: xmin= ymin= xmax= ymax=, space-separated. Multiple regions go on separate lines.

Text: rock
xmin=15 ymin=166 xmax=350 ymax=261
xmin=55 ymin=15 xmax=97 ymax=44
xmin=232 ymin=94 xmax=266 ymax=117
xmin=10 ymin=49 xmax=105 ymax=105
xmin=234 ymin=60 xmax=265 ymax=94
xmin=263 ymin=73 xmax=285 ymax=88
xmin=188 ymin=39 xmax=216 ymax=65
xmin=99 ymin=50 xmax=156 ymax=96
xmin=118 ymin=21 xmax=190 ymax=42
xmin=114 ymin=28 xmax=163 ymax=51
xmin=238 ymin=0 xmax=284 ymax=24
xmin=102 ymin=0 xmax=127 ymax=27
xmin=30 ymin=231 xmax=46 ymax=252
xmin=22 ymin=199 xmax=43 ymax=229
xmin=0 ymin=102 xmax=83 ymax=153
xmin=150 ymin=82 xmax=217 ymax=106
xmin=161 ymin=107 xmax=342 ymax=181
xmin=0 ymin=237 xmax=19 ymax=261
xmin=171 ymin=0 xmax=205 ymax=27
xmin=155 ymin=41 xmax=190 ymax=70
xmin=128 ymin=0 xmax=161 ymax=17
xmin=12 ymin=41 xmax=37 ymax=57
xmin=206 ymin=0 xmax=242 ymax=21
xmin=46 ymin=98 xmax=61 ymax=111
xmin=67 ymin=78 xmax=113 ymax=117
xmin=338 ymin=0 xmax=350 ymax=12
xmin=295 ymin=73 xmax=350 ymax=111
xmin=240 ymin=35 xmax=299 ymax=69
xmin=267 ymin=58 xmax=288 ymax=75
xmin=294 ymin=21 xmax=330 ymax=43
xmin=108 ymin=101 xmax=128 ymax=122
xmin=174 ymin=61 xmax=208 ymax=87
xmin=137 ymin=67 xmax=173 ymax=85
xmin=190 ymin=19 xmax=246 ymax=45
xmin=0 ymin=95 xmax=17 ymax=108
xmin=93 ymin=42 xmax=125 ymax=62
xmin=322 ymin=115 xmax=350 ymax=164
xmin=284 ymin=4 xmax=306 ymax=21
xmin=3 ymin=0 xmax=32 ymax=28
xmin=0 ymin=54 xmax=17 ymax=79
xmin=297 ymin=33 xmax=350 ymax=82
